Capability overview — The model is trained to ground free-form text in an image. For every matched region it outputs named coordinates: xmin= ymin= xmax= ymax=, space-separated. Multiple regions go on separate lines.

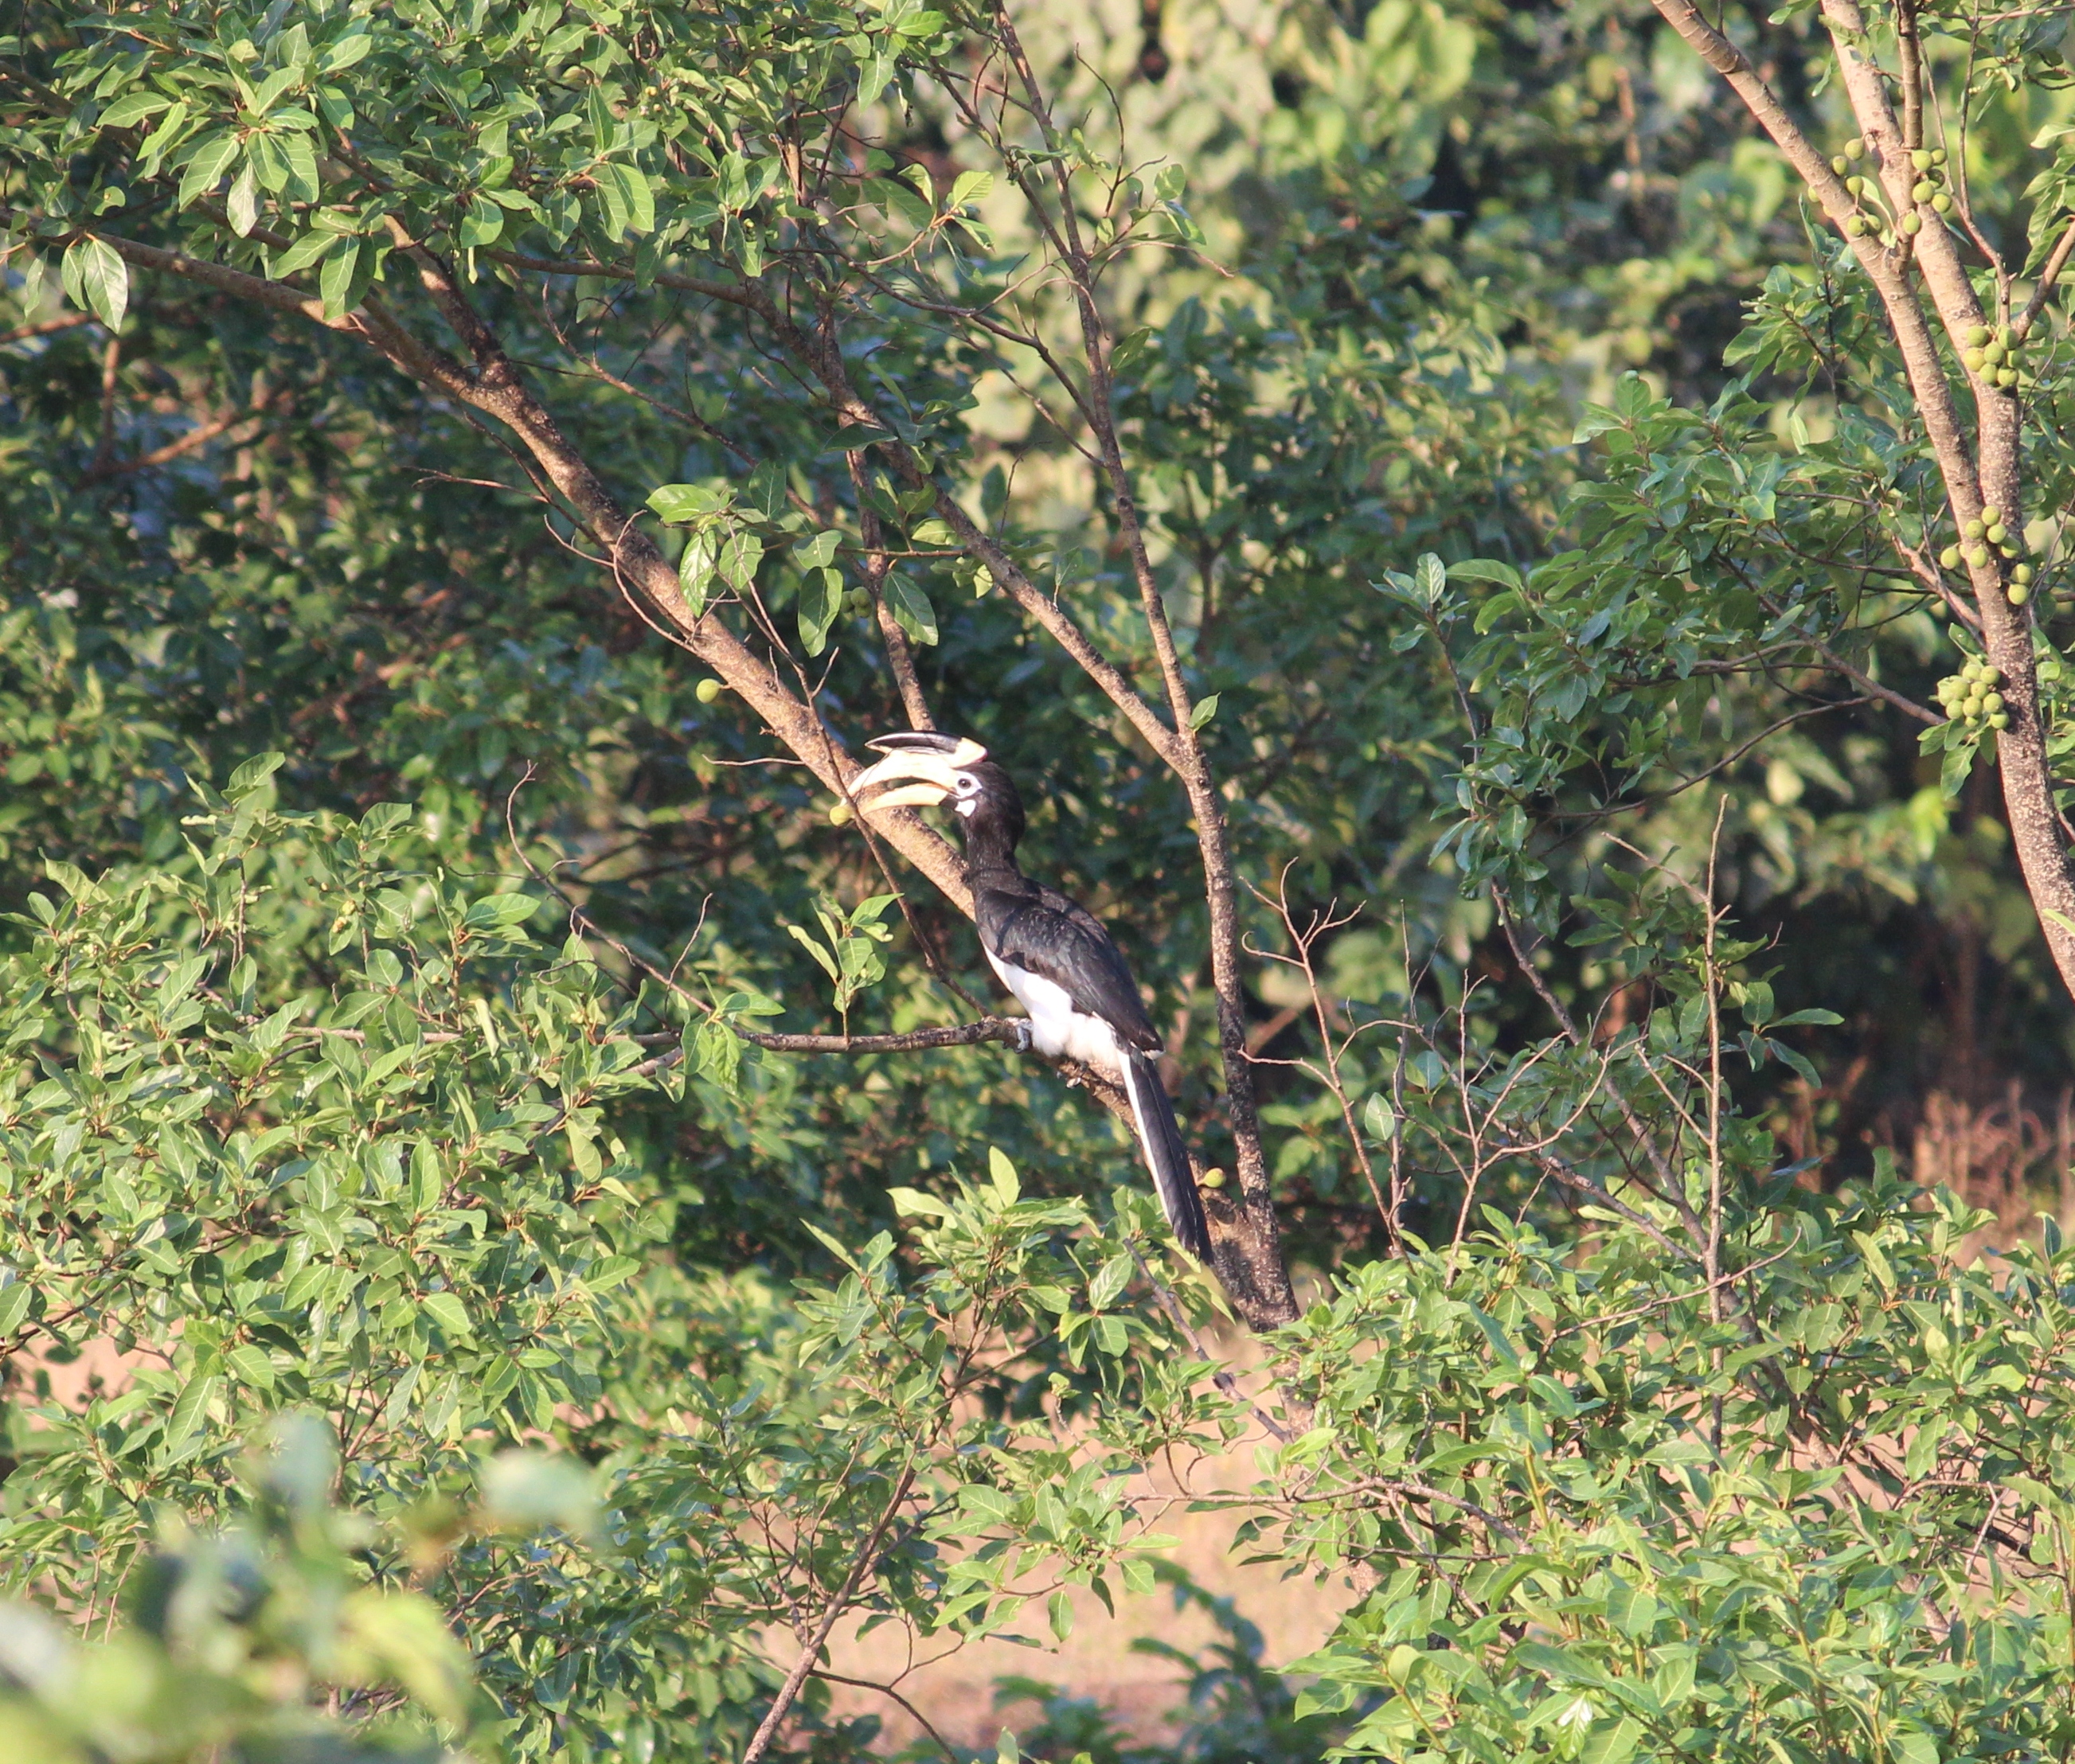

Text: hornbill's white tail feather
xmin=1121 ymin=1050 xmax=1212 ymax=1261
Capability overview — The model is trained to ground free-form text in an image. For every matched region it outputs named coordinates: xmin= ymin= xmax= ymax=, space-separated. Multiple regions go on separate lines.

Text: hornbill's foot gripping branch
xmin=853 ymin=731 xmax=1215 ymax=1264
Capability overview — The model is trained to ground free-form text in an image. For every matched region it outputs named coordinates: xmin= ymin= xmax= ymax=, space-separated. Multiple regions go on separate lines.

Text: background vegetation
xmin=6 ymin=0 xmax=2075 ymax=1758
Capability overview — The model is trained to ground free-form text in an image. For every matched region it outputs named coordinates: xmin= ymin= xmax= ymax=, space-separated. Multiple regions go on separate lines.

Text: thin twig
xmin=742 ymin=1462 xmax=918 ymax=1764
xmin=806 ymin=1668 xmax=960 ymax=1764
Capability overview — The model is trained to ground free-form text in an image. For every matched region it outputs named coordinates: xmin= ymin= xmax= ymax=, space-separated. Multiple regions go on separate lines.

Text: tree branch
xmin=739 ymin=1018 xmax=1028 ymax=1055
xmin=1646 ymin=0 xmax=2075 ymax=1009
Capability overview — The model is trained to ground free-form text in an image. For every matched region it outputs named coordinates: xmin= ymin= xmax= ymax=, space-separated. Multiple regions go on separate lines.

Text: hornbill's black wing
xmin=977 ymin=882 xmax=1213 ymax=1261
xmin=976 ymin=882 xmax=1160 ymax=1050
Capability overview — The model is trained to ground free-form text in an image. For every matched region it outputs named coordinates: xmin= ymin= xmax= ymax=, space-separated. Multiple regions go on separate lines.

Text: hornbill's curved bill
xmin=851 ymin=731 xmax=1213 ymax=1263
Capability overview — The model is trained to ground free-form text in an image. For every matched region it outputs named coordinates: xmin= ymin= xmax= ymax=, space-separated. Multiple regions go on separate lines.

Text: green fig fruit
xmin=696 ymin=677 xmax=725 ymax=704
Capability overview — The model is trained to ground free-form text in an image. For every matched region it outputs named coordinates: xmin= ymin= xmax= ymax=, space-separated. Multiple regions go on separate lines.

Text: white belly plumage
xmin=987 ymin=951 xmax=1127 ymax=1074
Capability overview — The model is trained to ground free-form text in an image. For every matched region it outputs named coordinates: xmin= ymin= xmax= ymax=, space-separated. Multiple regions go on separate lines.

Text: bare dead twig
xmin=1253 ymin=868 xmax=1397 ymax=1248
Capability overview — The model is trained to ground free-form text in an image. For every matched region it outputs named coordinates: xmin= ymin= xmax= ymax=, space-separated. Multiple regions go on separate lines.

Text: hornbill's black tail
xmin=1120 ymin=1049 xmax=1212 ymax=1261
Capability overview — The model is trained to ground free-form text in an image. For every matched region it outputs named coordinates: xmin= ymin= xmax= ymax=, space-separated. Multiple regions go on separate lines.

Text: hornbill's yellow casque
xmin=851 ymin=732 xmax=1212 ymax=1261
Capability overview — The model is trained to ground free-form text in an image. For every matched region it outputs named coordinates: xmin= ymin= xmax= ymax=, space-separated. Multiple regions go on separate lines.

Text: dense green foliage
xmin=7 ymin=0 xmax=2075 ymax=1758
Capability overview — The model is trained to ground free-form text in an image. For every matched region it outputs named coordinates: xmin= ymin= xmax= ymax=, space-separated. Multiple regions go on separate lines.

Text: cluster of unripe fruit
xmin=1959 ymin=322 xmax=2026 ymax=388
xmin=1832 ymin=139 xmax=1948 ymax=239
xmin=1936 ymin=656 xmax=2011 ymax=732
xmin=1936 ymin=504 xmax=2036 ymax=603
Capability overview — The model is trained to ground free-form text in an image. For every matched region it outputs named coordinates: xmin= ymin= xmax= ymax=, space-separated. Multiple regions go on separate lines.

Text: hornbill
xmin=851 ymin=732 xmax=1213 ymax=1261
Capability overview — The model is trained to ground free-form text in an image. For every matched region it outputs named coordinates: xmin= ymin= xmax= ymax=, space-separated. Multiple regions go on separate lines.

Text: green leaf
xmin=420 ymin=1291 xmax=472 ymax=1336
xmin=718 ymin=532 xmax=764 ymax=590
xmin=744 ymin=459 xmax=789 ymax=520
xmin=100 ymin=91 xmax=174 ymax=131
xmin=318 ymin=27 xmax=373 ymax=74
xmin=1046 ymin=1589 xmax=1075 ymax=1641
xmin=225 ymin=1344 xmax=277 ymax=1390
xmin=178 ymin=131 xmax=241 ymax=208
xmin=61 ymin=237 xmax=127 ymax=330
xmin=678 ymin=527 xmax=719 ymax=615
xmin=226 ymin=162 xmax=261 ymax=236
xmin=459 ymin=193 xmax=506 ymax=248
xmin=647 ymin=482 xmax=733 ymax=523
xmin=796 ymin=528 xmax=841 ymax=570
xmin=691 ymin=1018 xmax=742 ymax=1099
xmin=799 ymin=566 xmax=842 ymax=656
xmin=885 ymin=576 xmax=936 ymax=646
xmin=1448 ymin=557 xmax=1522 ymax=588
xmin=318 ymin=240 xmax=361 ymax=319
xmin=271 ymin=228 xmax=344 ymax=279
xmin=228 ymin=752 xmax=286 ymax=797
xmin=988 ymin=1146 xmax=1020 ymax=1204
xmin=280 ymin=131 xmax=320 ymax=203
xmin=1088 ymin=1253 xmax=1131 ymax=1310
xmin=887 ymin=1186 xmax=952 ymax=1219
xmin=163 ymin=1370 xmax=218 ymax=1446
xmin=1188 ymin=693 xmax=1220 ymax=730
xmin=596 ymin=162 xmax=655 ymax=237
xmin=788 ymin=922 xmax=840 ymax=981
xmin=0 ymin=1281 xmax=32 ymax=1336
xmin=1581 ymin=1717 xmax=1642 ymax=1764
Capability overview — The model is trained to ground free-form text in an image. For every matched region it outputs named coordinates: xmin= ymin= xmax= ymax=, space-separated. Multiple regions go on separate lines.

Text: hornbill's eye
xmin=952 ymin=772 xmax=982 ymax=813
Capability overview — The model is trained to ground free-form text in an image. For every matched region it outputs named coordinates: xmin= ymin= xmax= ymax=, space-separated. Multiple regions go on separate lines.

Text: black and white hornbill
xmin=851 ymin=731 xmax=1213 ymax=1261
